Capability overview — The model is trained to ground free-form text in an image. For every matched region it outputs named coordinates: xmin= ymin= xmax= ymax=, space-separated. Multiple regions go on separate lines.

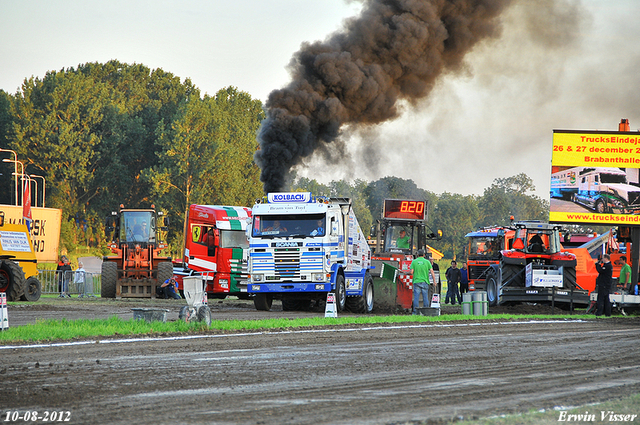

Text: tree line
xmin=0 ymin=61 xmax=549 ymax=259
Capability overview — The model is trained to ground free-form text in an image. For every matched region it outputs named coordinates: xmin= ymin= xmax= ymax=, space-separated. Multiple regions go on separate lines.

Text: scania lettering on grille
xmin=274 ymin=242 xmax=301 ymax=247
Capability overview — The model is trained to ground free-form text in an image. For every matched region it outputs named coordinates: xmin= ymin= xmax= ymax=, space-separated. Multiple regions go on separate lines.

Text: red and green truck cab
xmin=181 ymin=205 xmax=252 ymax=298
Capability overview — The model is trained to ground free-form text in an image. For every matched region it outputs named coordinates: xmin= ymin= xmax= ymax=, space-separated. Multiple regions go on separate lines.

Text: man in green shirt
xmin=619 ymin=256 xmax=632 ymax=293
xmin=409 ymin=249 xmax=437 ymax=314
xmin=396 ymin=229 xmax=410 ymax=249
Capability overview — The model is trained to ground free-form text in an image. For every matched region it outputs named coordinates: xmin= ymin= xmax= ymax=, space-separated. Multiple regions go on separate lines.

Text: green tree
xmin=432 ymin=193 xmax=479 ymax=259
xmin=9 ymin=61 xmax=198 ymax=252
xmin=478 ymin=173 xmax=548 ymax=226
xmin=143 ymin=87 xmax=264 ymax=247
xmin=0 ymin=90 xmax=14 ymax=205
xmin=364 ymin=176 xmax=437 ymax=223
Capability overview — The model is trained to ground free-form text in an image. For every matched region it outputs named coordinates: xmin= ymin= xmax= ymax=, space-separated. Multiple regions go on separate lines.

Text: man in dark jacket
xmin=595 ymin=254 xmax=613 ymax=317
xmin=445 ymin=260 xmax=462 ymax=305
xmin=56 ymin=256 xmax=72 ymax=297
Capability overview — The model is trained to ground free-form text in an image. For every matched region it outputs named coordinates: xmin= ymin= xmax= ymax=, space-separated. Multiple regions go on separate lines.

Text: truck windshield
xmin=600 ymin=173 xmax=627 ymax=184
xmin=220 ymin=229 xmax=249 ymax=249
xmin=121 ymin=211 xmax=156 ymax=243
xmin=253 ymin=214 xmax=326 ymax=238
xmin=468 ymin=236 xmax=501 ymax=258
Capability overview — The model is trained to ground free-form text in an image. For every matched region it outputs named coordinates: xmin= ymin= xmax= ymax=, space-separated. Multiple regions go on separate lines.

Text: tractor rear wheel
xmin=20 ymin=276 xmax=41 ymax=302
xmin=0 ymin=260 xmax=25 ymax=301
xmin=346 ymin=273 xmax=374 ymax=313
xmin=101 ymin=261 xmax=118 ymax=298
xmin=254 ymin=293 xmax=273 ymax=311
xmin=485 ymin=268 xmax=499 ymax=307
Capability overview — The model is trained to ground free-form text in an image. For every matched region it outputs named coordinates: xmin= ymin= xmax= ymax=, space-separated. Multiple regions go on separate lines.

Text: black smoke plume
xmin=255 ymin=0 xmax=514 ymax=193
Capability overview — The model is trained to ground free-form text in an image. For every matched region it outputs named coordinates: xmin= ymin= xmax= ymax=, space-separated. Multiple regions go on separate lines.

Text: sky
xmin=2 ymin=0 xmax=640 ymax=200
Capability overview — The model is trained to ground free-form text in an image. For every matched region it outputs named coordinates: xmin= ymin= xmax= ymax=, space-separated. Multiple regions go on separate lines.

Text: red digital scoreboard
xmin=382 ymin=199 xmax=426 ymax=221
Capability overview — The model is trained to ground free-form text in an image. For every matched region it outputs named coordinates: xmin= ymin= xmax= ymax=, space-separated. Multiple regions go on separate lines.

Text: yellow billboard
xmin=0 ymin=205 xmax=62 ymax=262
xmin=550 ymin=130 xmax=640 ymax=224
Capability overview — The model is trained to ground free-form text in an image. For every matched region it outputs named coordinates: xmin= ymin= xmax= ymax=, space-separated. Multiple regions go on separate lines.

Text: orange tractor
xmin=101 ymin=205 xmax=173 ymax=298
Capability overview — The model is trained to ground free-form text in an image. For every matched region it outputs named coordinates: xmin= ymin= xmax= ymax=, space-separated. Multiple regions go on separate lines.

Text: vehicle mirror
xmin=164 ymin=216 xmax=170 ymax=227
xmin=331 ymin=218 xmax=339 ymax=235
xmin=513 ymin=238 xmax=525 ymax=250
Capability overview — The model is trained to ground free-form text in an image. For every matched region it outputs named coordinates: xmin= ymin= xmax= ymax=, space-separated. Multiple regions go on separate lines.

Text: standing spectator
xmin=595 ymin=254 xmax=613 ymax=317
xmin=56 ymin=256 xmax=72 ymax=298
xmin=460 ymin=261 xmax=469 ymax=294
xmin=618 ymin=256 xmax=633 ymax=293
xmin=445 ymin=260 xmax=462 ymax=305
xmin=75 ymin=261 xmax=86 ymax=298
xmin=407 ymin=249 xmax=437 ymax=315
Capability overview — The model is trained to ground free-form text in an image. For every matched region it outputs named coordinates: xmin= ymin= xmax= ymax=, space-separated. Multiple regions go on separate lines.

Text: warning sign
xmin=325 ymin=292 xmax=338 ymax=318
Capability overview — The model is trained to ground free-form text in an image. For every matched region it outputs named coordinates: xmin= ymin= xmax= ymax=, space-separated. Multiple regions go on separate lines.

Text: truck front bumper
xmin=249 ymin=282 xmax=331 ymax=293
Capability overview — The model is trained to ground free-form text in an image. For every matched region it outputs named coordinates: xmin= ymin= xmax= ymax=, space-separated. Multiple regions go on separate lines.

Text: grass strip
xmin=0 ymin=313 xmax=595 ymax=343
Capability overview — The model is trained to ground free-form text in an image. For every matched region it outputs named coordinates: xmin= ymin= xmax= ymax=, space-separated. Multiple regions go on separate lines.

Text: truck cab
xmin=248 ymin=192 xmax=373 ymax=313
xmin=182 ymin=204 xmax=252 ymax=298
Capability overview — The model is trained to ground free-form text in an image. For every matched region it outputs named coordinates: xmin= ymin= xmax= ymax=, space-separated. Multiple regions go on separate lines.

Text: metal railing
xmin=39 ymin=270 xmax=102 ymax=297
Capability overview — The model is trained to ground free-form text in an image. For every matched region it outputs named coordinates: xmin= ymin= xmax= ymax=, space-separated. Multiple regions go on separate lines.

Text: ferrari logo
xmin=192 ymin=226 xmax=201 ymax=242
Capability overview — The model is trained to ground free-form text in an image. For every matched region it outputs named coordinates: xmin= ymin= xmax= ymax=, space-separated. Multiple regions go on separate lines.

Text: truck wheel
xmin=101 ymin=261 xmax=118 ymax=298
xmin=20 ymin=276 xmax=41 ymax=302
xmin=595 ymin=199 xmax=607 ymax=214
xmin=157 ymin=261 xmax=173 ymax=286
xmin=197 ymin=305 xmax=212 ymax=326
xmin=485 ymin=268 xmax=499 ymax=307
xmin=346 ymin=273 xmax=374 ymax=313
xmin=254 ymin=293 xmax=273 ymax=311
xmin=335 ymin=274 xmax=346 ymax=312
xmin=0 ymin=260 xmax=25 ymax=301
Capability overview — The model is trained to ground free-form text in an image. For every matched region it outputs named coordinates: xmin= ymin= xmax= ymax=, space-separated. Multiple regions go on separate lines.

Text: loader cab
xmin=120 ymin=210 xmax=156 ymax=243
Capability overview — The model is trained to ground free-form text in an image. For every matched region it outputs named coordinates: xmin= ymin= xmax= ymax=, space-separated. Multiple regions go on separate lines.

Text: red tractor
xmin=466 ymin=221 xmax=586 ymax=308
xmin=101 ymin=205 xmax=173 ymax=298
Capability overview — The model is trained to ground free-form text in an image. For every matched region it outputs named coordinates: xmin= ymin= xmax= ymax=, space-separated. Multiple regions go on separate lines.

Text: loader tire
xmin=197 ymin=305 xmax=212 ymax=326
xmin=101 ymin=261 xmax=118 ymax=298
xmin=157 ymin=261 xmax=173 ymax=286
xmin=254 ymin=293 xmax=273 ymax=311
xmin=20 ymin=276 xmax=41 ymax=302
xmin=0 ymin=260 xmax=25 ymax=301
xmin=346 ymin=273 xmax=374 ymax=313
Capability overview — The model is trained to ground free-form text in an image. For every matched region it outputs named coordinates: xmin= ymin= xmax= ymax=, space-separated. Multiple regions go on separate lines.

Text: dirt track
xmin=3 ymin=299 xmax=640 ymax=424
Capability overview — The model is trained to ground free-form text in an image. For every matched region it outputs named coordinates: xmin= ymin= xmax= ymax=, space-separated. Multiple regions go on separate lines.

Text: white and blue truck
xmin=247 ymin=192 xmax=374 ymax=313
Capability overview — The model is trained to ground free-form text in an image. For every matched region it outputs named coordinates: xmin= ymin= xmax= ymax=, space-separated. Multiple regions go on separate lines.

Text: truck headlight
xmin=219 ymin=279 xmax=229 ymax=289
xmin=253 ymin=274 xmax=263 ymax=282
xmin=312 ymin=273 xmax=325 ymax=282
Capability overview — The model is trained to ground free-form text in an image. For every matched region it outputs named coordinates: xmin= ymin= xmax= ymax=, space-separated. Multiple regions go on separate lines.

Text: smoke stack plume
xmin=255 ymin=0 xmax=514 ymax=193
